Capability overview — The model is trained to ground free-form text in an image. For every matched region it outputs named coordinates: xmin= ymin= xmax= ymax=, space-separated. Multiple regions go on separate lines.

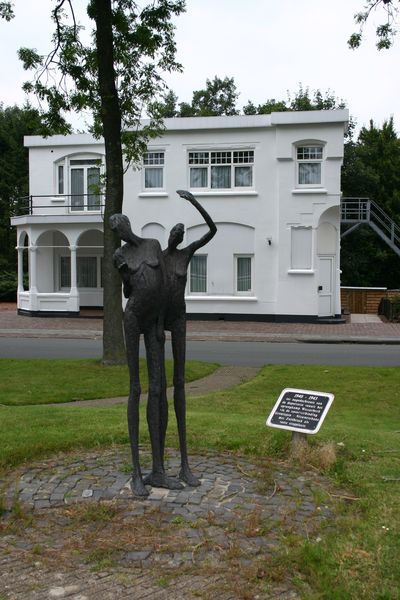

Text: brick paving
xmin=0 ymin=448 xmax=341 ymax=599
xmin=0 ymin=303 xmax=399 ymax=342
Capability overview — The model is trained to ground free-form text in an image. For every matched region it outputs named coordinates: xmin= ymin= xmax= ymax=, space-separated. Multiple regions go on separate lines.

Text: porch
xmin=11 ymin=203 xmax=104 ymax=315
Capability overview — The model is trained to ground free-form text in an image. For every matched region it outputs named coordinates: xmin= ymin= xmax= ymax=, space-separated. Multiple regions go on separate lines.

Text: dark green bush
xmin=0 ymin=270 xmax=18 ymax=301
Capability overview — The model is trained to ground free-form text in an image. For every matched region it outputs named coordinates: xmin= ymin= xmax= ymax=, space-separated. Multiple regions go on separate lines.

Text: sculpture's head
xmin=168 ymin=223 xmax=184 ymax=249
xmin=110 ymin=213 xmax=134 ymax=244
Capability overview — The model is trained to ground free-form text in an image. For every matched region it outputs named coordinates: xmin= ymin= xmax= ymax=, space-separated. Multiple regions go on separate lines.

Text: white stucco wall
xmin=17 ymin=110 xmax=347 ymax=318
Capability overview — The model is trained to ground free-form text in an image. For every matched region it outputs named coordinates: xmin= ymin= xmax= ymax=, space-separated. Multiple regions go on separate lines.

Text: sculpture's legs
xmin=144 ymin=326 xmax=183 ymax=490
xmin=159 ymin=340 xmax=168 ymax=469
xmin=172 ymin=318 xmax=200 ymax=486
xmin=124 ymin=311 xmax=148 ymax=497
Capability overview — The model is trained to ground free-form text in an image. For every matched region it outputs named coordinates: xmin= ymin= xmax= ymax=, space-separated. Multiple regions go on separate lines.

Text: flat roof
xmin=25 ymin=109 xmax=349 ymax=147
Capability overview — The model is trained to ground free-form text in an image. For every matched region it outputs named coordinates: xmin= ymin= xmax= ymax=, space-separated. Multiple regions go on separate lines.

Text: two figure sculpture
xmin=110 ymin=190 xmax=217 ymax=497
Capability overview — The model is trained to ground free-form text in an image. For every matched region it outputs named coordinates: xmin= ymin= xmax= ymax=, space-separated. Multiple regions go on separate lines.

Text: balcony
xmin=11 ymin=194 xmax=106 ymax=227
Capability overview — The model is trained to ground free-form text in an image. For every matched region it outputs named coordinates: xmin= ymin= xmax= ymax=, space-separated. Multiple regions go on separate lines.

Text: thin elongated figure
xmin=162 ymin=190 xmax=217 ymax=485
xmin=110 ymin=214 xmax=182 ymax=497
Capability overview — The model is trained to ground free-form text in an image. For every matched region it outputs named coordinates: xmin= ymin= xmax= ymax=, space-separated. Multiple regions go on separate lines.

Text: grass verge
xmin=0 ymin=358 xmax=218 ymax=406
xmin=0 ymin=362 xmax=399 ymax=598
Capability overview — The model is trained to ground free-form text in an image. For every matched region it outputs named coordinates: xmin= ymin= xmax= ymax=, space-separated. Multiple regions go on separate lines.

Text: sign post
xmin=266 ymin=388 xmax=334 ymax=454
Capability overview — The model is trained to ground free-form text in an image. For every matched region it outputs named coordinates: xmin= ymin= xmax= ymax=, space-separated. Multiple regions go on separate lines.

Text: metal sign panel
xmin=266 ymin=388 xmax=334 ymax=434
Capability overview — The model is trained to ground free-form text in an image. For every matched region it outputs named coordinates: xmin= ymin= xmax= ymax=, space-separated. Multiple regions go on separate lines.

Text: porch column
xmin=29 ymin=245 xmax=38 ymax=293
xmin=70 ymin=245 xmax=78 ymax=294
xmin=17 ymin=247 xmax=24 ymax=293
xmin=28 ymin=245 xmax=38 ymax=311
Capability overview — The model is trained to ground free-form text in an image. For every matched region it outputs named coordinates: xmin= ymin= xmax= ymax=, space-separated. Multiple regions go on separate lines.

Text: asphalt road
xmin=1 ymin=337 xmax=400 ymax=366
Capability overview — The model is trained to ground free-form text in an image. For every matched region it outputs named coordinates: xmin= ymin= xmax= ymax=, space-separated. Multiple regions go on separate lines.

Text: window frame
xmin=289 ymin=226 xmax=314 ymax=272
xmin=59 ymin=255 xmax=103 ymax=290
xmin=188 ymin=149 xmax=255 ymax=192
xmin=55 ymin=154 xmax=104 ymax=213
xmin=189 ymin=254 xmax=208 ymax=294
xmin=235 ymin=254 xmax=254 ymax=295
xmin=295 ymin=144 xmax=324 ymax=189
xmin=142 ymin=150 xmax=165 ymax=191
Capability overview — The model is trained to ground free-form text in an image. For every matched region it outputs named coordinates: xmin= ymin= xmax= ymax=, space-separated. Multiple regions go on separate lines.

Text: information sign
xmin=266 ymin=388 xmax=334 ymax=434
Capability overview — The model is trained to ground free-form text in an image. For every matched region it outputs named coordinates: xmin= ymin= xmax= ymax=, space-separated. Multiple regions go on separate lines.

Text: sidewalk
xmin=0 ymin=303 xmax=399 ymax=343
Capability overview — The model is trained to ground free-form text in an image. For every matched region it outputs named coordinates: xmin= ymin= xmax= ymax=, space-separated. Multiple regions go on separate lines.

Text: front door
xmin=318 ymin=256 xmax=334 ymax=317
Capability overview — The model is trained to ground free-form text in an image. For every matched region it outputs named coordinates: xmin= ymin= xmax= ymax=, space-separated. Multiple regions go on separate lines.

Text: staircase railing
xmin=341 ymin=197 xmax=400 ymax=257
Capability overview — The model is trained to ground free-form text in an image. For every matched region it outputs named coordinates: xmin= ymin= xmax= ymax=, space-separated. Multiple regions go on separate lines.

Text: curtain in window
xmin=235 ymin=166 xmax=252 ymax=187
xmin=77 ymin=257 xmax=97 ymax=287
xmin=71 ymin=168 xmax=84 ymax=210
xmin=190 ymin=255 xmax=207 ymax=292
xmin=237 ymin=257 xmax=251 ymax=291
xmin=211 ymin=165 xmax=231 ymax=188
xmin=190 ymin=167 xmax=208 ymax=188
xmin=145 ymin=167 xmax=163 ymax=188
xmin=87 ymin=167 xmax=101 ymax=210
xmin=58 ymin=165 xmax=64 ymax=195
xmin=298 ymin=163 xmax=321 ymax=185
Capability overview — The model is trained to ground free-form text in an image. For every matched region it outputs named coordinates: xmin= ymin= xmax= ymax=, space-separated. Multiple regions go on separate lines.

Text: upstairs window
xmin=296 ymin=146 xmax=323 ymax=186
xmin=143 ymin=151 xmax=165 ymax=189
xmin=56 ymin=155 xmax=103 ymax=212
xmin=189 ymin=150 xmax=254 ymax=191
xmin=70 ymin=159 xmax=102 ymax=211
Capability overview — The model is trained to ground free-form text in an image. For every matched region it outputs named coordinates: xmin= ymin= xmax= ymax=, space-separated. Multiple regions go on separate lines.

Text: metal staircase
xmin=341 ymin=197 xmax=400 ymax=257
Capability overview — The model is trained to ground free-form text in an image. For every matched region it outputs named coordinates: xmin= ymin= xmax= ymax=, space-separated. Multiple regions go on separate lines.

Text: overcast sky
xmin=1 ymin=0 xmax=399 ymax=135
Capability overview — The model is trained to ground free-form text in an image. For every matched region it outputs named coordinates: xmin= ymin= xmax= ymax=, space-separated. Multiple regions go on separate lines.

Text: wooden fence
xmin=340 ymin=287 xmax=400 ymax=314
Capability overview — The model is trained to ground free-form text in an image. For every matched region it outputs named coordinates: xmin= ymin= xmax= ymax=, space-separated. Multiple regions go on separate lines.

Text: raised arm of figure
xmin=176 ymin=190 xmax=217 ymax=256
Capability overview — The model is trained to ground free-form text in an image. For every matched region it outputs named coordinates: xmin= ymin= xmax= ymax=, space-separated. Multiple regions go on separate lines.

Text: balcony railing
xmin=12 ymin=194 xmax=106 ymax=217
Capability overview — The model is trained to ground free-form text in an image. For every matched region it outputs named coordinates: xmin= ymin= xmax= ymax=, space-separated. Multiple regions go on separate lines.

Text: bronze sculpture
xmin=110 ymin=214 xmax=181 ymax=497
xmin=161 ymin=190 xmax=217 ymax=485
xmin=111 ymin=191 xmax=217 ymax=496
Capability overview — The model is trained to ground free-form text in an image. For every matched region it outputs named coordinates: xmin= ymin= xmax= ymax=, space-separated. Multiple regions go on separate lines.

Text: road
xmin=0 ymin=337 xmax=399 ymax=366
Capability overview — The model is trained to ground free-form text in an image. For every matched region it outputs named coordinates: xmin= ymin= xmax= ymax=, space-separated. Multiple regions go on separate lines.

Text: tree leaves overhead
xmin=348 ymin=0 xmax=399 ymax=49
xmin=0 ymin=1 xmax=13 ymax=21
xmin=19 ymin=0 xmax=185 ymax=163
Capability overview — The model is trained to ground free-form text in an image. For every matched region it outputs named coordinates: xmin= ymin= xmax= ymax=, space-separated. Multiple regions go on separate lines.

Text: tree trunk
xmin=94 ymin=0 xmax=126 ymax=364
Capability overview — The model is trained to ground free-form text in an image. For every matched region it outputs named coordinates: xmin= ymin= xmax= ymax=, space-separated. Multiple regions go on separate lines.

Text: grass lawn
xmin=0 ymin=358 xmax=218 ymax=406
xmin=0 ymin=361 xmax=399 ymax=598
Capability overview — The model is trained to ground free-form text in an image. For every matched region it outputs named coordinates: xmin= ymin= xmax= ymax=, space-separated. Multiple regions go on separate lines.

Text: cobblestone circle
xmin=0 ymin=447 xmax=340 ymax=599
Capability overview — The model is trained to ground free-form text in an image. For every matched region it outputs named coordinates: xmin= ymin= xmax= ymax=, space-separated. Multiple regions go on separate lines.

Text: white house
xmin=11 ymin=109 xmax=349 ymax=321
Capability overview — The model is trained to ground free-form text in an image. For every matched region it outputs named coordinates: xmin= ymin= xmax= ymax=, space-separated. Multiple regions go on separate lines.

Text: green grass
xmin=0 ymin=362 xmax=399 ymax=598
xmin=0 ymin=358 xmax=218 ymax=406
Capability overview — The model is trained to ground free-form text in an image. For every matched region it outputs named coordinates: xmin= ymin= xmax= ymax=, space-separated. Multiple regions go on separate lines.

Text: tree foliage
xmin=176 ymin=76 xmax=239 ymax=117
xmin=0 ymin=104 xmax=47 ymax=267
xmin=243 ymin=85 xmax=345 ymax=115
xmin=3 ymin=0 xmax=185 ymax=363
xmin=341 ymin=118 xmax=400 ymax=288
xmin=17 ymin=0 xmax=185 ymax=164
xmin=348 ymin=0 xmax=399 ymax=49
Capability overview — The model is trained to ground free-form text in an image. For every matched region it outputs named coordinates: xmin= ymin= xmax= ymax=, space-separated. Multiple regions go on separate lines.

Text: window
xmin=189 ymin=150 xmax=254 ymax=190
xmin=56 ymin=156 xmax=103 ymax=211
xmin=143 ymin=151 xmax=165 ymax=189
xmin=70 ymin=159 xmax=101 ymax=211
xmin=60 ymin=256 xmax=102 ymax=288
xmin=296 ymin=146 xmax=323 ymax=186
xmin=190 ymin=255 xmax=207 ymax=293
xmin=291 ymin=227 xmax=312 ymax=270
xmin=58 ymin=165 xmax=64 ymax=194
xmin=236 ymin=256 xmax=252 ymax=293
xmin=60 ymin=256 xmax=70 ymax=288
